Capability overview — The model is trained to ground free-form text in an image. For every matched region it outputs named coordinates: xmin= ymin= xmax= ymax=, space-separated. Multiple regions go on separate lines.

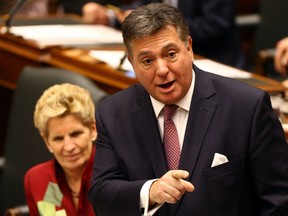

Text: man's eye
xmin=167 ymin=51 xmax=176 ymax=59
xmin=142 ymin=58 xmax=153 ymax=65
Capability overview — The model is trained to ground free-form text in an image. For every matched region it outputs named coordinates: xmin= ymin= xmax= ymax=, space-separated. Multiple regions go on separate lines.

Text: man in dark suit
xmin=88 ymin=3 xmax=288 ymax=215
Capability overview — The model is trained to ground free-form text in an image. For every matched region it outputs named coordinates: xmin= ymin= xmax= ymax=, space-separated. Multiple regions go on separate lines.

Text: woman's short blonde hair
xmin=34 ymin=83 xmax=95 ymax=136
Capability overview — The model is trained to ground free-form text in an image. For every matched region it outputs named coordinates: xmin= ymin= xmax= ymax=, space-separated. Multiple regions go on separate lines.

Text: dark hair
xmin=122 ymin=3 xmax=190 ymax=56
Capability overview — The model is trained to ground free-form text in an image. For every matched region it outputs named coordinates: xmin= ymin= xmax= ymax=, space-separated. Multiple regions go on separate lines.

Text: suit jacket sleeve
xmin=249 ymin=91 xmax=288 ymax=214
xmin=88 ymin=89 xmax=148 ymax=216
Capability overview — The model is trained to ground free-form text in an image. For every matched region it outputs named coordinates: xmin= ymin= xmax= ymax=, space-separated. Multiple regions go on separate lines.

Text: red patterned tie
xmin=163 ymin=104 xmax=180 ymax=170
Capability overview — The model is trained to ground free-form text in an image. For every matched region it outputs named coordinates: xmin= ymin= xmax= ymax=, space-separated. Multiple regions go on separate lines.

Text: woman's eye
xmin=71 ymin=131 xmax=83 ymax=138
xmin=53 ymin=136 xmax=63 ymax=142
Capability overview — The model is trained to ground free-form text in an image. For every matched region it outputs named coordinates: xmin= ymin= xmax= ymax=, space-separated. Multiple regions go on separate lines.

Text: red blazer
xmin=24 ymin=146 xmax=96 ymax=216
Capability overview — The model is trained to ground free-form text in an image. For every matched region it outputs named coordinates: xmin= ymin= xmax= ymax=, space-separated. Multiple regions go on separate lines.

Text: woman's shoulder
xmin=25 ymin=159 xmax=55 ymax=179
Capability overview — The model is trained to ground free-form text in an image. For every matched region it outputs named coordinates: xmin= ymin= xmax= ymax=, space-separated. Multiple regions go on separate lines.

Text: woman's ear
xmin=91 ymin=122 xmax=97 ymax=141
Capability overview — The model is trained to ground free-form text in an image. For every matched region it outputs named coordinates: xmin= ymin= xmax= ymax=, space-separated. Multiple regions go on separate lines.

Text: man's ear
xmin=187 ymin=36 xmax=194 ymax=61
xmin=127 ymin=53 xmax=132 ymax=63
xmin=187 ymin=36 xmax=193 ymax=51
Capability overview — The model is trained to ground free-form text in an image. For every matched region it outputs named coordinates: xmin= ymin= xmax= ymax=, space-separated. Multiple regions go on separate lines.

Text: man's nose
xmin=155 ymin=59 xmax=169 ymax=76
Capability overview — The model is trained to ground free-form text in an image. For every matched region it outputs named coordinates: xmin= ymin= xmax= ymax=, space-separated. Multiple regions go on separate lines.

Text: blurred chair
xmin=252 ymin=0 xmax=288 ymax=76
xmin=0 ymin=66 xmax=108 ymax=215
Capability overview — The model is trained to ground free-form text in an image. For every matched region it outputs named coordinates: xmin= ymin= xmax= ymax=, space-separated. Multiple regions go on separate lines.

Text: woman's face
xmin=43 ymin=114 xmax=96 ymax=173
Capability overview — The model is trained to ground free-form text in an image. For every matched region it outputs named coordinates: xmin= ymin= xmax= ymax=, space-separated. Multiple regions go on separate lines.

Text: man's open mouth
xmin=159 ymin=80 xmax=175 ymax=89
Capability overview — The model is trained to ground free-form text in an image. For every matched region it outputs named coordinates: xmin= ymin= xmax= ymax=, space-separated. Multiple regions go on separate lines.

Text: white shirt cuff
xmin=140 ymin=179 xmax=163 ymax=216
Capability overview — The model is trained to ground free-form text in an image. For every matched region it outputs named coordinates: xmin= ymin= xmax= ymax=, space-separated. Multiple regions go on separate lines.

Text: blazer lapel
xmin=131 ymin=65 xmax=219 ymax=182
xmin=132 ymin=85 xmax=168 ymax=178
xmin=170 ymin=65 xmax=218 ymax=215
xmin=180 ymin=66 xmax=218 ymax=177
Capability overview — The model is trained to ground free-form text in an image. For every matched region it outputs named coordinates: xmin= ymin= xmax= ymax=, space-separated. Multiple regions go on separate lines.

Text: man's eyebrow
xmin=163 ymin=42 xmax=178 ymax=50
xmin=137 ymin=43 xmax=178 ymax=59
xmin=137 ymin=50 xmax=151 ymax=59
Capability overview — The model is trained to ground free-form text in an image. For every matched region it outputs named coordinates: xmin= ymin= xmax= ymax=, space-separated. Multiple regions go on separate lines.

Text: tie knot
xmin=164 ymin=104 xmax=178 ymax=121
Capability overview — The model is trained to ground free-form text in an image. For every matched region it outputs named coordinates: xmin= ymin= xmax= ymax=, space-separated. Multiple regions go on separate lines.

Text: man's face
xmin=128 ymin=25 xmax=194 ymax=104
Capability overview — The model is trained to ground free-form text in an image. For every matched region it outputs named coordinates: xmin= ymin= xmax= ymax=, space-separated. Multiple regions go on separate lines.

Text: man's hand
xmin=149 ymin=170 xmax=194 ymax=207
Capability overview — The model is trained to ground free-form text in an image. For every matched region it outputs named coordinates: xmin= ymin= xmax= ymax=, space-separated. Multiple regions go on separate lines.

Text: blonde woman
xmin=24 ymin=83 xmax=97 ymax=216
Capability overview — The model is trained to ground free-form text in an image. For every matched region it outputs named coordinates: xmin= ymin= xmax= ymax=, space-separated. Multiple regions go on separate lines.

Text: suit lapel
xmin=180 ymin=65 xmax=218 ymax=177
xmin=170 ymin=65 xmax=218 ymax=215
xmin=132 ymin=85 xmax=168 ymax=178
xmin=131 ymin=65 xmax=218 ymax=181
xmin=180 ymin=89 xmax=217 ymax=175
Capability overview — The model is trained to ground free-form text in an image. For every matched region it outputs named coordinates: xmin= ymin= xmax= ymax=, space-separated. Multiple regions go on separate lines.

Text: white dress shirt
xmin=140 ymin=69 xmax=195 ymax=216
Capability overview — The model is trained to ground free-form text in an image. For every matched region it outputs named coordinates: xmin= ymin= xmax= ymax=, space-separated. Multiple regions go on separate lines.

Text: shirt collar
xmin=151 ymin=69 xmax=195 ymax=118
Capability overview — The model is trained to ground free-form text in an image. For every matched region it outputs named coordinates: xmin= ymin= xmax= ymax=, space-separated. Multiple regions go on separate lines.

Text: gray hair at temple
xmin=122 ymin=3 xmax=190 ymax=57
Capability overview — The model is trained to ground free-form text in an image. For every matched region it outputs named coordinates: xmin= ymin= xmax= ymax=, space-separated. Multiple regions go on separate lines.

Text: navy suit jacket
xmin=89 ymin=65 xmax=288 ymax=215
xmin=121 ymin=0 xmax=245 ymax=69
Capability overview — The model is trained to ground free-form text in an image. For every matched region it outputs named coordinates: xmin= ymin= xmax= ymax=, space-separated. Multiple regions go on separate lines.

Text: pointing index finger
xmin=170 ymin=170 xmax=189 ymax=179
